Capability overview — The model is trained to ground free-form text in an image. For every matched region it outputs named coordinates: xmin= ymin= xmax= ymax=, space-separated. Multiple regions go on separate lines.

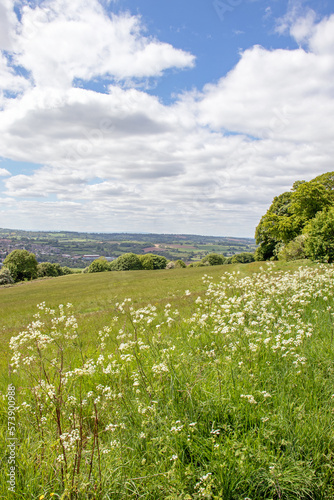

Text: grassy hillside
xmin=1 ymin=260 xmax=334 ymax=499
xmin=0 ymin=261 xmax=310 ymax=357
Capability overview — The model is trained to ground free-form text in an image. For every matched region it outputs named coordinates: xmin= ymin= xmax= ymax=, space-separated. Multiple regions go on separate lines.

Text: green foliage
xmin=3 ymin=249 xmax=38 ymax=282
xmin=139 ymin=253 xmax=167 ymax=270
xmin=231 ymin=252 xmax=255 ymax=264
xmin=0 ymin=267 xmax=14 ymax=285
xmin=37 ymin=262 xmax=63 ymax=277
xmin=254 ymin=237 xmax=278 ymax=262
xmin=304 ymin=208 xmax=334 ymax=262
xmin=111 ymin=253 xmax=143 ymax=271
xmin=278 ymin=235 xmax=308 ymax=261
xmin=255 ymin=192 xmax=300 ymax=249
xmin=151 ymin=254 xmax=168 ymax=269
xmin=86 ymin=257 xmax=110 ymax=273
xmin=60 ymin=266 xmax=73 ymax=275
xmin=201 ymin=253 xmax=225 ymax=266
xmin=291 ymin=181 xmax=332 ymax=224
xmin=174 ymin=259 xmax=186 ymax=268
xmin=312 ymin=171 xmax=334 ymax=192
xmin=192 ymin=261 xmax=205 ymax=267
xmin=139 ymin=254 xmax=154 ymax=270
xmin=255 ymin=173 xmax=334 ymax=261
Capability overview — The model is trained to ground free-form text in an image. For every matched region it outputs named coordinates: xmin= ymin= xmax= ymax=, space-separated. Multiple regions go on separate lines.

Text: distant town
xmin=0 ymin=228 xmax=256 ymax=269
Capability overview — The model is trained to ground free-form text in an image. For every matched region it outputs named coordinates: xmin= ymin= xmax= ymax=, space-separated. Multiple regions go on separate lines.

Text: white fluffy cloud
xmin=0 ymin=2 xmax=334 ymax=236
xmin=11 ymin=0 xmax=194 ymax=88
xmin=0 ymin=0 xmax=17 ymax=50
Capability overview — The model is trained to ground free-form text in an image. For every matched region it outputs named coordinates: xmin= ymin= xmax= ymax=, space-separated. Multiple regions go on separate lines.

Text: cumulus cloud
xmin=0 ymin=0 xmax=17 ymax=50
xmin=0 ymin=168 xmax=10 ymax=176
xmin=10 ymin=0 xmax=195 ymax=89
xmin=0 ymin=2 xmax=334 ymax=236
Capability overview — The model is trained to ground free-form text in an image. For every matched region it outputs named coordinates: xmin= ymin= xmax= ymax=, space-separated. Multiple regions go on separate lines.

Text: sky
xmin=0 ymin=0 xmax=333 ymax=237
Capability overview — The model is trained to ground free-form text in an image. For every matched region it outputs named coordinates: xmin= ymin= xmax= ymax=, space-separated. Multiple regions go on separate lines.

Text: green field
xmin=1 ymin=260 xmax=334 ymax=499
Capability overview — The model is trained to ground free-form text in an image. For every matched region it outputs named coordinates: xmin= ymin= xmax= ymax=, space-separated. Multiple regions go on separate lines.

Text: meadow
xmin=1 ymin=260 xmax=334 ymax=499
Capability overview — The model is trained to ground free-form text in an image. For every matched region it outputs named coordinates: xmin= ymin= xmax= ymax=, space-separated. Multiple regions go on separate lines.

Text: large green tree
xmin=304 ymin=208 xmax=334 ymax=262
xmin=255 ymin=174 xmax=334 ymax=260
xmin=290 ymin=181 xmax=332 ymax=225
xmin=3 ymin=249 xmax=38 ymax=282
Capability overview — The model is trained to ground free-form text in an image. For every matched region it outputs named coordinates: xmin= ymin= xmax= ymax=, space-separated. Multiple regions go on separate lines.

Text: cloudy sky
xmin=0 ymin=0 xmax=333 ymax=237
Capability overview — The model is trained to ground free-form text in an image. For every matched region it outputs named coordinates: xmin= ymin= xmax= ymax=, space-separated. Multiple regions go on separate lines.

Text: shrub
xmin=150 ymin=254 xmax=167 ymax=269
xmin=3 ymin=249 xmax=38 ymax=282
xmin=278 ymin=235 xmax=307 ymax=261
xmin=0 ymin=268 xmax=14 ymax=285
xmin=304 ymin=208 xmax=334 ymax=262
xmin=37 ymin=262 xmax=63 ymax=277
xmin=139 ymin=254 xmax=167 ymax=270
xmin=231 ymin=252 xmax=255 ymax=264
xmin=111 ymin=253 xmax=142 ymax=271
xmin=86 ymin=258 xmax=110 ymax=273
xmin=61 ymin=266 xmax=73 ymax=275
xmin=201 ymin=253 xmax=225 ymax=266
xmin=139 ymin=254 xmax=154 ymax=270
xmin=175 ymin=259 xmax=186 ymax=268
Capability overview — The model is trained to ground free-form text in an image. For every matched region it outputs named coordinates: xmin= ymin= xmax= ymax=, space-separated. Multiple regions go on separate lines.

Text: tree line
xmin=0 ymin=249 xmax=256 ymax=285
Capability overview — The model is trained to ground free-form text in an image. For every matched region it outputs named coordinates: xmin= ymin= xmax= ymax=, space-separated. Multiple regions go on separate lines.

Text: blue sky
xmin=0 ymin=0 xmax=334 ymax=236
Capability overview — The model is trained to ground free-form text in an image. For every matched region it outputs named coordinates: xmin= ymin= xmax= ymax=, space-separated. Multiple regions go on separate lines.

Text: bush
xmin=0 ymin=268 xmax=14 ymax=285
xmin=111 ymin=253 xmax=142 ymax=271
xmin=201 ymin=253 xmax=225 ymax=266
xmin=150 ymin=254 xmax=167 ymax=269
xmin=3 ymin=249 xmax=38 ymax=282
xmin=231 ymin=252 xmax=255 ymax=264
xmin=175 ymin=259 xmax=186 ymax=268
xmin=304 ymin=209 xmax=334 ymax=262
xmin=86 ymin=258 xmax=110 ymax=273
xmin=278 ymin=235 xmax=307 ymax=261
xmin=37 ymin=262 xmax=63 ymax=278
xmin=61 ymin=266 xmax=73 ymax=275
xmin=139 ymin=254 xmax=167 ymax=270
xmin=139 ymin=254 xmax=154 ymax=270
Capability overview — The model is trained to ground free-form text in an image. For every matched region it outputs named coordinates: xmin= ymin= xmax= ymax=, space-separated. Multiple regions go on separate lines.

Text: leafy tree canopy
xmin=304 ymin=208 xmax=334 ymax=263
xmin=231 ymin=252 xmax=255 ymax=264
xmin=86 ymin=257 xmax=110 ymax=273
xmin=139 ymin=253 xmax=167 ymax=270
xmin=291 ymin=181 xmax=332 ymax=224
xmin=201 ymin=253 xmax=225 ymax=266
xmin=174 ymin=259 xmax=186 ymax=268
xmin=111 ymin=253 xmax=142 ymax=271
xmin=255 ymin=172 xmax=334 ymax=261
xmin=3 ymin=249 xmax=38 ymax=282
xmin=37 ymin=262 xmax=63 ymax=277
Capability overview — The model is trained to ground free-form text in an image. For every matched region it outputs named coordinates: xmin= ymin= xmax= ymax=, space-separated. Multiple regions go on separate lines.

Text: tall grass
xmin=1 ymin=262 xmax=334 ymax=499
